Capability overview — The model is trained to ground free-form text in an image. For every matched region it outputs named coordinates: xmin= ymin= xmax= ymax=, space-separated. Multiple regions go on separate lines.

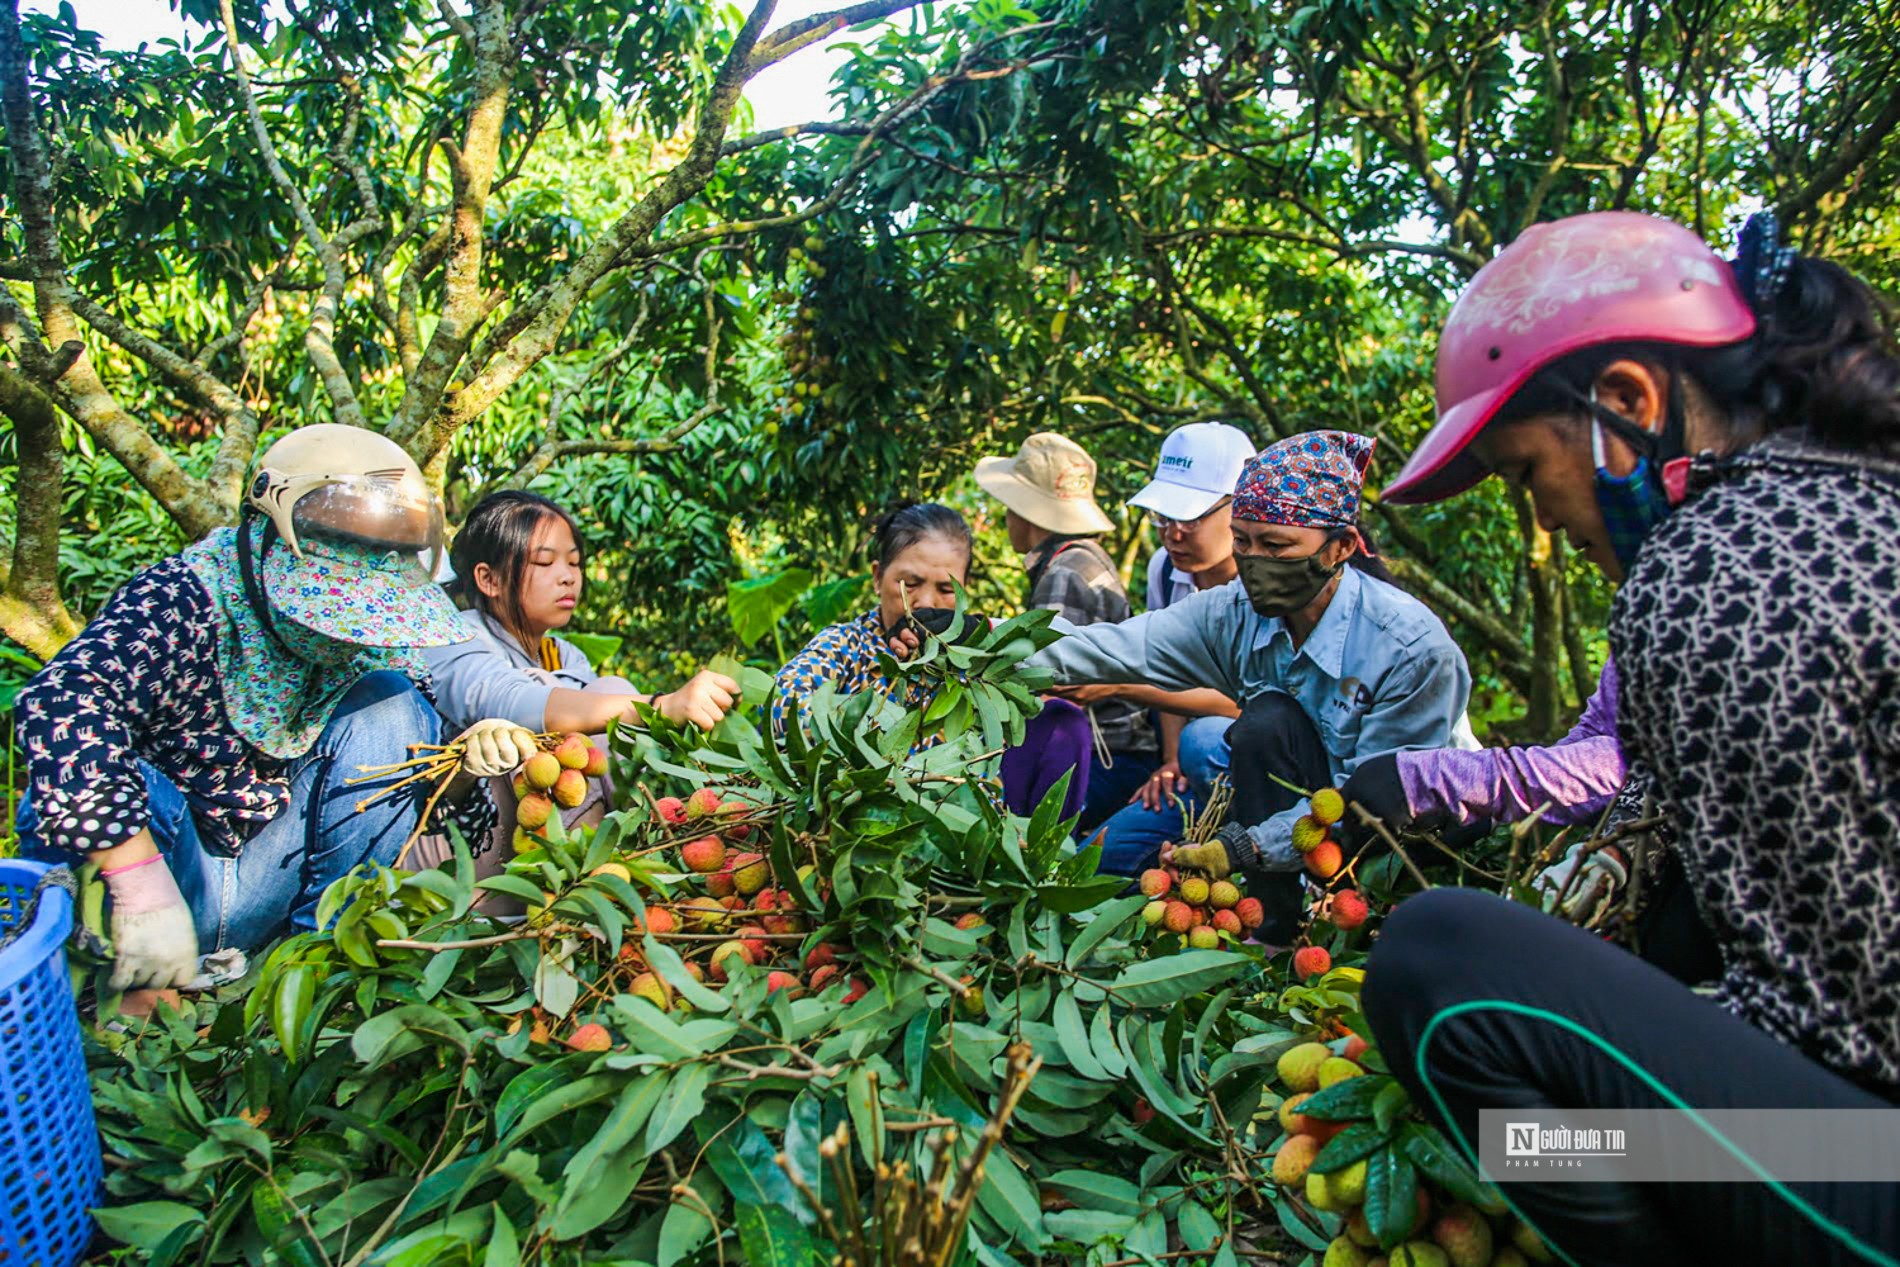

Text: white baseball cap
xmin=1129 ymin=422 xmax=1257 ymax=521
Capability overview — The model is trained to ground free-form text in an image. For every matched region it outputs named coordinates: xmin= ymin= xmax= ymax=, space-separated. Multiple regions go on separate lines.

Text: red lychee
xmin=1138 ymin=868 xmax=1173 ymax=898
xmin=1234 ymin=896 xmax=1266 ymax=930
xmin=1329 ymin=889 xmax=1370 ymax=930
xmin=564 ymin=1022 xmax=612 ymax=1052
xmin=685 ymin=787 xmax=722 ymax=819
xmin=680 ymin=836 xmax=727 ymax=874
xmin=1292 ymin=945 xmax=1332 ymax=979
xmin=1163 ymin=900 xmax=1195 ymax=934
xmin=655 ymin=796 xmax=688 ymax=825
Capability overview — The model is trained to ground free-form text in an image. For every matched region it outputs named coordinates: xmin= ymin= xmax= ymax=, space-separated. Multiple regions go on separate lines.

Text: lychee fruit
xmin=1190 ymin=905 xmax=1209 ymax=928
xmin=635 ymin=906 xmax=678 ymax=936
xmin=510 ymin=769 xmax=530 ymax=801
xmin=551 ymin=768 xmax=587 ymax=809
xmin=524 ymin=751 xmax=562 ymax=790
xmin=1509 ymin=1221 xmax=1554 ymax=1263
xmin=708 ymin=940 xmax=753 ymax=981
xmin=1277 ymin=1091 xmax=1315 ymax=1135
xmin=1138 ymin=868 xmax=1173 ymax=898
xmin=705 ymin=870 xmax=737 ymax=898
xmin=1318 ymin=1056 xmax=1364 ymax=1088
xmin=953 ymin=912 xmax=987 ymax=931
xmin=1430 ymin=1203 xmax=1493 ymax=1267
xmin=629 ymin=972 xmax=672 ymax=1011
xmin=1276 ymin=1042 xmax=1332 ymax=1093
xmin=685 ymin=787 xmax=722 ymax=819
xmin=1208 ymin=880 xmax=1241 ymax=909
xmin=1142 ymin=900 xmax=1168 ymax=927
xmin=582 ymin=745 xmax=610 ymax=778
xmin=1310 ymin=786 xmax=1346 ymax=827
xmin=679 ymin=896 xmax=727 ymax=929
xmin=1291 ymin=814 xmax=1327 ymax=854
xmin=808 ymin=964 xmax=843 ymax=992
xmin=554 ymin=733 xmax=590 ymax=770
xmin=731 ymin=853 xmax=770 ymax=895
xmin=516 ymin=793 xmax=554 ymax=830
xmin=680 ymin=836 xmax=727 ymax=874
xmin=1293 ymin=945 xmax=1332 ymax=979
xmin=1234 ymin=896 xmax=1265 ymax=930
xmin=1162 ymin=900 xmax=1195 ymax=934
xmin=804 ymin=942 xmax=841 ymax=972
xmin=1188 ymin=926 xmax=1221 ymax=950
xmin=1305 ymin=840 xmax=1345 ymax=880
xmin=1343 ymin=1033 xmax=1370 ymax=1063
xmin=762 ymin=914 xmax=801 ymax=937
xmin=1178 ymin=875 xmax=1211 ymax=905
xmin=1315 ymin=1159 xmax=1368 ymax=1207
xmin=655 ymin=796 xmax=688 ymax=824
xmin=1131 ymin=1096 xmax=1155 ymax=1125
xmin=764 ymin=971 xmax=801 ymax=996
xmin=1271 ymin=1133 xmax=1322 ymax=1186
xmin=1211 ymin=908 xmax=1243 ymax=935
xmin=841 ymin=977 xmax=870 ymax=1004
xmin=1346 ymin=1208 xmax=1379 ymax=1248
xmin=564 ymin=1022 xmax=612 ymax=1052
xmin=1330 ymin=889 xmax=1370 ymax=930
xmin=1322 ymin=1236 xmax=1374 ymax=1267
xmin=1388 ymin=1245 xmax=1450 ymax=1267
xmin=956 ymin=976 xmax=986 ymax=1016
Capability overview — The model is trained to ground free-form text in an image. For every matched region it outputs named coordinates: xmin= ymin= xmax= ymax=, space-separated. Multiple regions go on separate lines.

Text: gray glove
xmin=1535 ymin=843 xmax=1628 ymax=918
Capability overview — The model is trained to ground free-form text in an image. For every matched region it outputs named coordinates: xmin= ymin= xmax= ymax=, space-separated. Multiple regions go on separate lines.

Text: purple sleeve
xmin=1394 ymin=658 xmax=1625 ymax=827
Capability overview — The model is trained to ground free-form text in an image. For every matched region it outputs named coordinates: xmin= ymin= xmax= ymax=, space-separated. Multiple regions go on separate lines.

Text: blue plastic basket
xmin=0 ymin=860 xmax=99 ymax=1266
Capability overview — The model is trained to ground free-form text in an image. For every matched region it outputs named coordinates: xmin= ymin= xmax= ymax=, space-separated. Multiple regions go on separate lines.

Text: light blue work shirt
xmin=424 ymin=610 xmax=636 ymax=732
xmin=1028 ymin=565 xmax=1473 ymax=867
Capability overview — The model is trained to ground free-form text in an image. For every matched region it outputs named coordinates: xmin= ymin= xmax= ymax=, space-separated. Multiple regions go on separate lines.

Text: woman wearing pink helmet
xmin=1363 ymin=211 xmax=1900 ymax=1265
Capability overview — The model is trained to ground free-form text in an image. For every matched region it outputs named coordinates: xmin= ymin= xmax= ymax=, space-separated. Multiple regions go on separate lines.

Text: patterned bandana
xmin=182 ymin=525 xmax=433 ymax=759
xmin=1231 ymin=431 xmax=1376 ymax=528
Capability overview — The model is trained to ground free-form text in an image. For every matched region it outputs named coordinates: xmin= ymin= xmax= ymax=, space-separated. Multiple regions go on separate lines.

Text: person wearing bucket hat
xmin=993 ymin=428 xmax=1473 ymax=941
xmin=14 ymin=424 xmax=533 ymax=1002
xmin=973 ymin=433 xmax=1158 ymax=833
xmin=1360 ymin=212 xmax=1900 ymax=1266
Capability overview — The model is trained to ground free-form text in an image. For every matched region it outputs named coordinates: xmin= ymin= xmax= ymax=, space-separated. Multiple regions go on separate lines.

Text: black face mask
xmin=1236 ymin=551 xmax=1342 ymax=619
xmin=883 ymin=605 xmax=984 ymax=646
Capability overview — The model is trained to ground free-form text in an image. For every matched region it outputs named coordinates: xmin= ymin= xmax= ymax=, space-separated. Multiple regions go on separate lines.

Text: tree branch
xmin=218 ymin=0 xmax=369 ymax=429
xmin=0 ymin=361 xmax=77 ymax=657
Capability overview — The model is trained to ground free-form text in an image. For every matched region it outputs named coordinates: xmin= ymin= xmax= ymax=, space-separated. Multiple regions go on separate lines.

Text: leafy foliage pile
xmin=88 ymin=611 xmax=1496 ymax=1266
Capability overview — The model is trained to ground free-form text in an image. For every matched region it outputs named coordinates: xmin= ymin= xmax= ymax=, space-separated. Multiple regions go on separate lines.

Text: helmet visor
xmin=289 ymin=476 xmax=446 ymax=579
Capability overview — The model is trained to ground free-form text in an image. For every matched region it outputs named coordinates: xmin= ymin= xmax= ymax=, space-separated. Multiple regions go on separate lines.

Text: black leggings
xmin=1224 ymin=692 xmax=1332 ymax=943
xmin=1363 ymin=888 xmax=1900 ymax=1267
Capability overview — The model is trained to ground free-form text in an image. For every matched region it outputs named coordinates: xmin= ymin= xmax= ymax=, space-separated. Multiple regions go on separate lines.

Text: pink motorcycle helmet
xmin=1382 ymin=211 xmax=1757 ymax=506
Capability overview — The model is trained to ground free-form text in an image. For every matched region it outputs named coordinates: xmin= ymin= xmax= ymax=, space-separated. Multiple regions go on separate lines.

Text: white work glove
xmin=457 ymin=718 xmax=540 ymax=778
xmin=103 ymin=856 xmax=201 ymax=991
xmin=1534 ymin=843 xmax=1628 ymax=918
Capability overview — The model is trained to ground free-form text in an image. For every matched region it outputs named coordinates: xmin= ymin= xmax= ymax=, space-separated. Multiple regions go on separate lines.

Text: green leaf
xmin=1301 ymin=1073 xmax=1395 ymax=1122
xmin=1177 ymin=1200 xmax=1220 ymax=1251
xmin=1089 ymin=1001 xmax=1128 ymax=1078
xmin=645 ymin=1061 xmax=712 ymax=1153
xmin=1109 ymin=950 xmax=1250 ymax=1008
xmin=658 ymin=1170 xmax=726 ymax=1267
xmin=698 ymin=1106 xmax=804 ymax=1216
xmin=1042 ymin=1170 xmax=1142 ymax=1217
xmin=484 ymin=1204 xmax=521 ymax=1267
xmin=499 ymin=1073 xmax=617 ymax=1145
xmin=1398 ymin=1121 xmax=1488 ymax=1206
xmin=534 ymin=946 xmax=580 ymax=1017
xmin=644 ymin=934 xmax=732 ymax=1013
xmin=553 ymin=1073 xmax=669 ymax=1236
xmin=1365 ymin=1145 xmax=1419 ymax=1250
xmin=846 ymin=1063 xmax=885 ymax=1170
xmin=1063 ymin=895 xmax=1148 ymax=968
xmin=736 ymin=1201 xmax=816 ymax=1267
xmin=611 ymin=995 xmax=713 ymax=1059
xmin=350 ymin=1004 xmax=470 ymax=1069
xmin=972 ymin=1140 xmax=1046 ymax=1251
xmin=93 ymin=1201 xmax=206 ymax=1245
xmin=1312 ymin=1121 xmax=1391 ymax=1174
xmin=271 ymin=964 xmax=316 ymax=1063
xmin=729 ymin=567 xmax=814 ymax=647
xmin=1373 ymin=1079 xmax=1411 ymax=1133
xmin=1051 ymin=989 xmax=1111 ymax=1081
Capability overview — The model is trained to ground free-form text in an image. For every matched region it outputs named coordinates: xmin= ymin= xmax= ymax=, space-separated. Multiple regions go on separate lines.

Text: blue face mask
xmin=1590 ymin=413 xmax=1673 ymax=573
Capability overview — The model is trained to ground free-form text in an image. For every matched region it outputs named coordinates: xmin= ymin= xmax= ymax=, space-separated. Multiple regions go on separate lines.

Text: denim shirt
xmin=1028 ymin=565 xmax=1473 ymax=867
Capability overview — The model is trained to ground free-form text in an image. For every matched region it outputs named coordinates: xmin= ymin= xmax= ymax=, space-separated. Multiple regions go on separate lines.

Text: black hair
xmin=1327 ymin=524 xmax=1401 ymax=588
xmin=1496 ymin=253 xmax=1900 ymax=456
xmin=449 ymin=490 xmax=585 ymax=656
xmin=868 ymin=501 xmax=972 ymax=573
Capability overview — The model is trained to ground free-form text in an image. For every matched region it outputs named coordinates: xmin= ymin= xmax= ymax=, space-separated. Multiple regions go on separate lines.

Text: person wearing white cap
xmin=975 ymin=433 xmax=1156 ymax=832
xmin=1132 ymin=421 xmax=1254 ymax=611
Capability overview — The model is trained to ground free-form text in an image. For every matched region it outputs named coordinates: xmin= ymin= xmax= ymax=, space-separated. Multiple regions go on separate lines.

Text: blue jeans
xmin=1088 ymin=715 xmax=1232 ymax=875
xmin=1077 ymin=746 xmax=1161 ymax=839
xmin=19 ymin=670 xmax=440 ymax=951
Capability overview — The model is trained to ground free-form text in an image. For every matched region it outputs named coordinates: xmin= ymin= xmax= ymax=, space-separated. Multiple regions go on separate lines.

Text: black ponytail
xmin=867 ymin=501 xmax=972 ymax=572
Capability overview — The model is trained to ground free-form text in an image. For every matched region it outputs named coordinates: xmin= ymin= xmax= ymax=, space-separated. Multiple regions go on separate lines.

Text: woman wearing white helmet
xmin=15 ymin=425 xmax=537 ymax=1007
xmin=1367 ymin=212 xmax=1900 ymax=1264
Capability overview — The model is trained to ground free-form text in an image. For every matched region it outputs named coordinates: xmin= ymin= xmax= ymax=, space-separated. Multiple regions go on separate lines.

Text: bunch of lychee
xmin=1272 ymin=1035 xmax=1556 ymax=1266
xmin=624 ymin=784 xmax=871 ymax=1008
xmin=1293 ymin=785 xmax=1349 ymax=881
xmin=1137 ymin=866 xmax=1264 ymax=950
xmin=509 ymin=732 xmax=611 ymax=843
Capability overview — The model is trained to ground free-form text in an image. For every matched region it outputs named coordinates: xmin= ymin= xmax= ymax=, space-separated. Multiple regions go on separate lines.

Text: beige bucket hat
xmin=973 ymin=432 xmax=1115 ymax=535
